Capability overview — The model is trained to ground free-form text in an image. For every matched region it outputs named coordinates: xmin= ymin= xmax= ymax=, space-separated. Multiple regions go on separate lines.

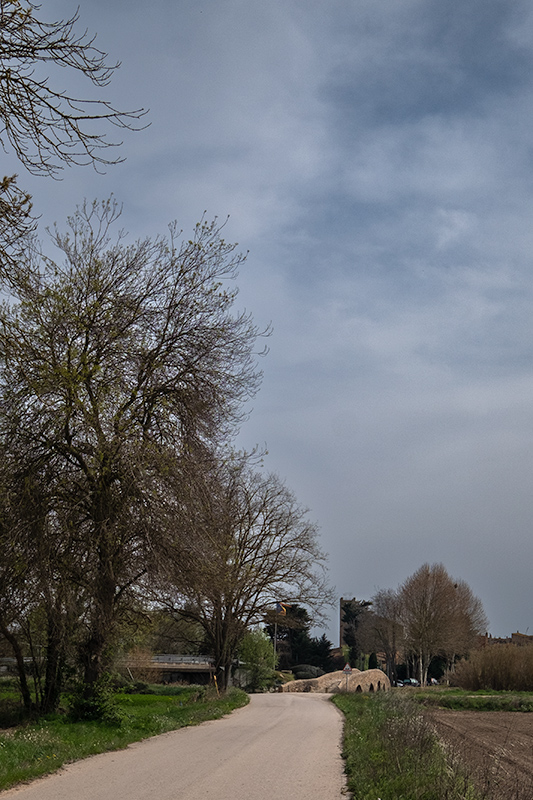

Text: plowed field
xmin=429 ymin=709 xmax=533 ymax=799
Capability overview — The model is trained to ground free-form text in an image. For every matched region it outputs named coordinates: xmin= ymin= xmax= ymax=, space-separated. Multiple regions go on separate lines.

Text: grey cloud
xmin=10 ymin=0 xmax=533 ymax=644
xmin=322 ymin=0 xmax=533 ymax=130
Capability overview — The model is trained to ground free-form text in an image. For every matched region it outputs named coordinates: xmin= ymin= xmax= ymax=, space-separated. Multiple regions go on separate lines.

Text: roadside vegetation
xmin=333 ymin=691 xmax=482 ymax=800
xmin=0 ymin=678 xmax=248 ymax=792
xmin=413 ymin=686 xmax=533 ymax=712
xmin=451 ymin=643 xmax=533 ymax=692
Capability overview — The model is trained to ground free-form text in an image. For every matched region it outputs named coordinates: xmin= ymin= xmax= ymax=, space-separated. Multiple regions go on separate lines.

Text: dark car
xmin=402 ymin=677 xmax=420 ymax=687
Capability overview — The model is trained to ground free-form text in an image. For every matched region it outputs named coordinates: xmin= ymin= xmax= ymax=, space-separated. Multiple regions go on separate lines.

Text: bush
xmin=277 ymin=671 xmax=294 ymax=683
xmin=238 ymin=630 xmax=277 ymax=692
xmin=452 ymin=644 xmax=533 ymax=691
xmin=68 ymin=675 xmax=124 ymax=725
xmin=122 ymin=681 xmax=153 ymax=695
xmin=117 ymin=647 xmax=162 ymax=684
xmin=293 ymin=664 xmax=324 ymax=680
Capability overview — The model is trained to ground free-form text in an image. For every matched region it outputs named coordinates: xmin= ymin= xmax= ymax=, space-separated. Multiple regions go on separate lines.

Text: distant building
xmin=478 ymin=632 xmax=533 ymax=648
xmin=511 ymin=632 xmax=533 ymax=647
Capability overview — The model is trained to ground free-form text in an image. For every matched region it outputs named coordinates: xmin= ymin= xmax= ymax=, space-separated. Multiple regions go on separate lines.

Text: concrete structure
xmin=119 ymin=654 xmax=215 ymax=685
xmin=282 ymin=668 xmax=390 ymax=694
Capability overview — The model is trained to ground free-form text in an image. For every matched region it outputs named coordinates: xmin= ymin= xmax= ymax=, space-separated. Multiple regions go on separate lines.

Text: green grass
xmin=0 ymin=678 xmax=29 ymax=728
xmin=411 ymin=687 xmax=533 ymax=712
xmin=0 ymin=685 xmax=249 ymax=791
xmin=333 ymin=691 xmax=482 ymax=800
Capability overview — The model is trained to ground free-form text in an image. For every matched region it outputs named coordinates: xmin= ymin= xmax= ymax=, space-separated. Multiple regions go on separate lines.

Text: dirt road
xmin=1 ymin=693 xmax=346 ymax=800
xmin=430 ymin=709 xmax=533 ymax=799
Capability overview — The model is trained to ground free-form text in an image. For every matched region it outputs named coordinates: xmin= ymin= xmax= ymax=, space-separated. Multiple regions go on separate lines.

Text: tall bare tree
xmin=369 ymin=588 xmax=402 ymax=683
xmin=156 ymin=452 xmax=333 ymax=689
xmin=399 ymin=563 xmax=487 ymax=685
xmin=442 ymin=578 xmax=487 ymax=672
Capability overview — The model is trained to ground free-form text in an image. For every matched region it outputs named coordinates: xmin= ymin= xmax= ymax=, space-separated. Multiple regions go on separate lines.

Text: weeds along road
xmin=1 ymin=693 xmax=346 ymax=800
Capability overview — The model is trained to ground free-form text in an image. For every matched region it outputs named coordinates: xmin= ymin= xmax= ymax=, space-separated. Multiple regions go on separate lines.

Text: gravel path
xmin=1 ymin=693 xmax=346 ymax=800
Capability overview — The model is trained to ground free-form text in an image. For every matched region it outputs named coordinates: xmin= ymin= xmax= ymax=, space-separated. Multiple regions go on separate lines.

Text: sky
xmin=7 ymin=0 xmax=533 ymax=645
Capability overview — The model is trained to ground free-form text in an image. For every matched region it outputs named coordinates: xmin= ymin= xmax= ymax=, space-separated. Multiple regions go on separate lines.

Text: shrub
xmin=452 ymin=644 xmax=533 ymax=691
xmin=68 ymin=675 xmax=124 ymax=725
xmin=277 ymin=671 xmax=294 ymax=683
xmin=293 ymin=664 xmax=324 ymax=680
xmin=116 ymin=647 xmax=162 ymax=684
xmin=238 ymin=630 xmax=277 ymax=692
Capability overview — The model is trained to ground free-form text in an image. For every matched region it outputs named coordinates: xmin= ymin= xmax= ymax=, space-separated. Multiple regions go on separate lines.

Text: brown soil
xmin=429 ymin=709 xmax=533 ymax=799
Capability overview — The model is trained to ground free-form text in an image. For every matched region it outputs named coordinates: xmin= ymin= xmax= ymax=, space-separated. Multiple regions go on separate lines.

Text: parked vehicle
xmin=402 ymin=677 xmax=420 ymax=687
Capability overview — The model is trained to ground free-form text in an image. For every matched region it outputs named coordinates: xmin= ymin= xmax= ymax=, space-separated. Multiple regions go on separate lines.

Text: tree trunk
xmin=82 ymin=608 xmax=114 ymax=686
xmin=82 ymin=569 xmax=116 ymax=685
xmin=42 ymin=611 xmax=64 ymax=713
xmin=0 ymin=617 xmax=33 ymax=713
xmin=419 ymin=652 xmax=429 ymax=686
xmin=82 ymin=634 xmax=105 ymax=686
xmin=81 ymin=512 xmax=118 ymax=687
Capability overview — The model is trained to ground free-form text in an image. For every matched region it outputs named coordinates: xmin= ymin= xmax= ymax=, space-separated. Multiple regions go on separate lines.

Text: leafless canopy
xmin=399 ymin=563 xmax=487 ymax=684
xmin=0 ymin=0 xmax=146 ymax=175
xmin=155 ymin=451 xmax=333 ymax=687
xmin=369 ymin=588 xmax=402 ymax=682
xmin=369 ymin=564 xmax=487 ymax=685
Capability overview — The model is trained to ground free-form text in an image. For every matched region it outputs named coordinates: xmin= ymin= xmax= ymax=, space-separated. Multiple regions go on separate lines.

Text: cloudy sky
xmin=10 ymin=0 xmax=533 ymax=644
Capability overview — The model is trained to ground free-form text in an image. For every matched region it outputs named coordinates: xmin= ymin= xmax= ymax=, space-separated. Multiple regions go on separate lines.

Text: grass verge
xmin=0 ymin=685 xmax=248 ymax=792
xmin=411 ymin=687 xmax=533 ymax=712
xmin=333 ymin=691 xmax=482 ymax=800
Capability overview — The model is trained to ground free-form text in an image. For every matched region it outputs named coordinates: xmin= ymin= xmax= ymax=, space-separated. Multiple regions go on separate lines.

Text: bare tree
xmin=0 ymin=0 xmax=146 ymax=176
xmin=0 ymin=0 xmax=146 ymax=276
xmin=442 ymin=579 xmax=487 ymax=672
xmin=0 ymin=201 xmax=264 ymax=692
xmin=156 ymin=452 xmax=333 ymax=689
xmin=399 ymin=563 xmax=487 ymax=685
xmin=369 ymin=588 xmax=402 ymax=683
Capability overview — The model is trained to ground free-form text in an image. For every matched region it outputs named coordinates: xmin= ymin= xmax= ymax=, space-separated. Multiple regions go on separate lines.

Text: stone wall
xmin=282 ymin=668 xmax=390 ymax=693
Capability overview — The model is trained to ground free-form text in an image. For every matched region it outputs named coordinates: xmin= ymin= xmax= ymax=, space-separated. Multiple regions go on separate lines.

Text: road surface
xmin=1 ymin=693 xmax=346 ymax=800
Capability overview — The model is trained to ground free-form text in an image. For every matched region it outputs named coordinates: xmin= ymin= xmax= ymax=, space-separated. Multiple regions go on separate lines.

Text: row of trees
xmin=0 ymin=2 xmax=331 ymax=710
xmin=341 ymin=564 xmax=487 ymax=685
xmin=0 ymin=202 xmax=332 ymax=706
